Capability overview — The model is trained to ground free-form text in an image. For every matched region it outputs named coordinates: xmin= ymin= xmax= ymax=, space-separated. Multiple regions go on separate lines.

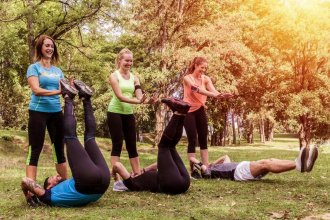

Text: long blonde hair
xmin=115 ymin=48 xmax=133 ymax=69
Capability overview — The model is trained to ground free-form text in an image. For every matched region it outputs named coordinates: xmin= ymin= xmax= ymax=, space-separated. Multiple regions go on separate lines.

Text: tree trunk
xmin=247 ymin=120 xmax=254 ymax=144
xmin=265 ymin=119 xmax=274 ymax=142
xmin=298 ymin=115 xmax=311 ymax=149
xmin=231 ymin=111 xmax=236 ymax=144
xmin=259 ymin=117 xmax=265 ymax=143
xmin=236 ymin=114 xmax=241 ymax=145
xmin=211 ymin=130 xmax=221 ymax=146
xmin=153 ymin=104 xmax=166 ymax=147
xmin=26 ymin=0 xmax=35 ymax=63
xmin=222 ymin=112 xmax=227 ymax=146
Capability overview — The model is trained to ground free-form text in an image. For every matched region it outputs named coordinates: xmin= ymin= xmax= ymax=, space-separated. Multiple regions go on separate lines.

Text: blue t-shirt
xmin=50 ymin=178 xmax=102 ymax=207
xmin=27 ymin=62 xmax=64 ymax=112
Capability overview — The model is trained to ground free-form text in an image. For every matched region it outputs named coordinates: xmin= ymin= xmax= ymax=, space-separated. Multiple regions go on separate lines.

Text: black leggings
xmin=107 ymin=112 xmax=138 ymax=158
xmin=184 ymin=106 xmax=208 ymax=153
xmin=64 ymin=98 xmax=110 ymax=194
xmin=27 ymin=110 xmax=66 ymax=166
xmin=123 ymin=114 xmax=190 ymax=194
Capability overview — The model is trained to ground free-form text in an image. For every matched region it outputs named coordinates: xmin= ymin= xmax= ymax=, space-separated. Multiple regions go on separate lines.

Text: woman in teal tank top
xmin=107 ymin=48 xmax=156 ymax=186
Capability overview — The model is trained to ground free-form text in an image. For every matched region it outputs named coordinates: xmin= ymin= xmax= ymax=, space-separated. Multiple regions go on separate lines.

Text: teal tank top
xmin=108 ymin=70 xmax=135 ymax=114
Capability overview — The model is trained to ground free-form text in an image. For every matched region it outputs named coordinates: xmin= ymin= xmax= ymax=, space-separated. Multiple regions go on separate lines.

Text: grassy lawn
xmin=0 ymin=130 xmax=329 ymax=219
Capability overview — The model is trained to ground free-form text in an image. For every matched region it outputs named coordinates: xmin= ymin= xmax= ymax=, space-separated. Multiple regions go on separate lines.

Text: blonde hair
xmin=115 ymin=48 xmax=133 ymax=69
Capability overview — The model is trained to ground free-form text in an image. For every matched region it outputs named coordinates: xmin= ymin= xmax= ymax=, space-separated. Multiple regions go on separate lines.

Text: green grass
xmin=0 ymin=130 xmax=329 ymax=219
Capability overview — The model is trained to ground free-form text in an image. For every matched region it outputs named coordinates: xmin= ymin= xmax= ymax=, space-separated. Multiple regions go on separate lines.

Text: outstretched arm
xmin=183 ymin=75 xmax=219 ymax=97
xmin=113 ymin=162 xmax=131 ymax=180
xmin=21 ymin=177 xmax=45 ymax=197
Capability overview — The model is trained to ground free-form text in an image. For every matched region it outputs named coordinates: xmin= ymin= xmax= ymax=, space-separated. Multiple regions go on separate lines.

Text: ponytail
xmin=186 ymin=57 xmax=207 ymax=75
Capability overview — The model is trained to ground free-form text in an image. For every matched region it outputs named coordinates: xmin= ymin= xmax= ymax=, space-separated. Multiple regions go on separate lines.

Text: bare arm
xmin=211 ymin=155 xmax=231 ymax=165
xmin=134 ymin=76 xmax=143 ymax=100
xmin=109 ymin=73 xmax=145 ymax=104
xmin=113 ymin=162 xmax=131 ymax=180
xmin=183 ymin=75 xmax=219 ymax=97
xmin=28 ymin=76 xmax=61 ymax=96
xmin=21 ymin=177 xmax=45 ymax=197
xmin=205 ymin=76 xmax=221 ymax=96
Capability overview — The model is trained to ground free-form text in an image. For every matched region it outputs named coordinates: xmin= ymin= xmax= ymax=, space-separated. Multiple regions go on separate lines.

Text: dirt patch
xmin=303 ymin=213 xmax=330 ymax=220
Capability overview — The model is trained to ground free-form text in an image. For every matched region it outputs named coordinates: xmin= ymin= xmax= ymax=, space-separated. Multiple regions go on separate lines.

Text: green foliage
xmin=0 ymin=0 xmax=330 ymax=142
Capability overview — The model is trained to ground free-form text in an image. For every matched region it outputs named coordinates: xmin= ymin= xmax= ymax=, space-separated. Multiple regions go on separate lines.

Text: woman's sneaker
xmin=73 ymin=80 xmax=93 ymax=99
xmin=60 ymin=79 xmax=78 ymax=99
xmin=113 ymin=180 xmax=129 ymax=192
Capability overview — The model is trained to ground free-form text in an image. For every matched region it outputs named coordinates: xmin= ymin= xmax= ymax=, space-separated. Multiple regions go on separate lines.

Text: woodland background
xmin=1 ymin=0 xmax=330 ymax=148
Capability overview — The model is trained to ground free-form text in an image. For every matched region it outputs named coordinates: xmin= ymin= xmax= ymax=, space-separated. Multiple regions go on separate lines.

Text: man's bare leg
xmin=250 ymin=159 xmax=296 ymax=177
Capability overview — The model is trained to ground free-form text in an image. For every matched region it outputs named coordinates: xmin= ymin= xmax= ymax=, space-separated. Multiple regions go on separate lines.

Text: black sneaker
xmin=60 ymin=79 xmax=78 ymax=99
xmin=31 ymin=195 xmax=41 ymax=205
xmin=193 ymin=162 xmax=203 ymax=171
xmin=295 ymin=147 xmax=308 ymax=172
xmin=161 ymin=98 xmax=191 ymax=114
xmin=193 ymin=162 xmax=211 ymax=179
xmin=201 ymin=168 xmax=211 ymax=179
xmin=26 ymin=196 xmax=38 ymax=208
xmin=73 ymin=80 xmax=93 ymax=99
xmin=191 ymin=168 xmax=202 ymax=180
xmin=306 ymin=145 xmax=318 ymax=172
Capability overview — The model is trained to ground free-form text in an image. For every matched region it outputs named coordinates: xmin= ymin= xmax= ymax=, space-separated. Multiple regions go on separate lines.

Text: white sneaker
xmin=113 ymin=180 xmax=129 ymax=192
xmin=295 ymin=147 xmax=307 ymax=172
xmin=306 ymin=145 xmax=318 ymax=172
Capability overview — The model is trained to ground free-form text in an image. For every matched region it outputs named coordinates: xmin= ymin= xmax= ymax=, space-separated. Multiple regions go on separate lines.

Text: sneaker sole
xmin=60 ymin=80 xmax=78 ymax=94
xmin=306 ymin=147 xmax=318 ymax=172
xmin=300 ymin=147 xmax=308 ymax=173
xmin=113 ymin=188 xmax=128 ymax=192
xmin=74 ymin=80 xmax=93 ymax=96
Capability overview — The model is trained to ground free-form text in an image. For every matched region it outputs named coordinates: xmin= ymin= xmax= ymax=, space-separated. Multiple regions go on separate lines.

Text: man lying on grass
xmin=190 ymin=145 xmax=318 ymax=181
xmin=21 ymin=80 xmax=110 ymax=207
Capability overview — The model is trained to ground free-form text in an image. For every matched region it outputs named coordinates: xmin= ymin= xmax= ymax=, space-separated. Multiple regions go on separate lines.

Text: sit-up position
xmin=190 ymin=146 xmax=318 ymax=181
xmin=112 ymin=98 xmax=191 ymax=194
xmin=21 ymin=80 xmax=110 ymax=207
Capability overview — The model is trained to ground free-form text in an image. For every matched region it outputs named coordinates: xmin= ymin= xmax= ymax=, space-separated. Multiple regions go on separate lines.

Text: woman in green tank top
xmin=107 ymin=48 xmax=156 ymax=186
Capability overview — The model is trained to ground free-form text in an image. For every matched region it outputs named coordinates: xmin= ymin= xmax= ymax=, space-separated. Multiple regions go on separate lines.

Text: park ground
xmin=0 ymin=130 xmax=329 ymax=220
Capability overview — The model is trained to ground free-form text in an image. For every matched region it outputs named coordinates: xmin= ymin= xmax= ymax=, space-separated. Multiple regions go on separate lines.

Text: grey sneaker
xmin=73 ymin=80 xmax=93 ymax=99
xmin=306 ymin=145 xmax=318 ymax=172
xmin=60 ymin=79 xmax=78 ymax=99
xmin=113 ymin=180 xmax=129 ymax=192
xmin=295 ymin=147 xmax=308 ymax=172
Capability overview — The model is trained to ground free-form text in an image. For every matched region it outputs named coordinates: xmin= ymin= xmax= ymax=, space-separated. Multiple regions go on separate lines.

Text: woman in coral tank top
xmin=183 ymin=57 xmax=233 ymax=179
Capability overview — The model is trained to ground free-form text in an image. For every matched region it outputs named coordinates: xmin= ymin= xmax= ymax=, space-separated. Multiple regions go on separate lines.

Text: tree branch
xmin=57 ymin=38 xmax=92 ymax=59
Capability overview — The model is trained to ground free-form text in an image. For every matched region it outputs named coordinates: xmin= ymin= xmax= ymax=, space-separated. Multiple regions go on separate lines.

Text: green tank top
xmin=108 ymin=70 xmax=135 ymax=114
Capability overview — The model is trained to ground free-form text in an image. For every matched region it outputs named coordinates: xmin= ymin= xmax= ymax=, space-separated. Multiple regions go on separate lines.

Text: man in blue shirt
xmin=21 ymin=79 xmax=110 ymax=207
